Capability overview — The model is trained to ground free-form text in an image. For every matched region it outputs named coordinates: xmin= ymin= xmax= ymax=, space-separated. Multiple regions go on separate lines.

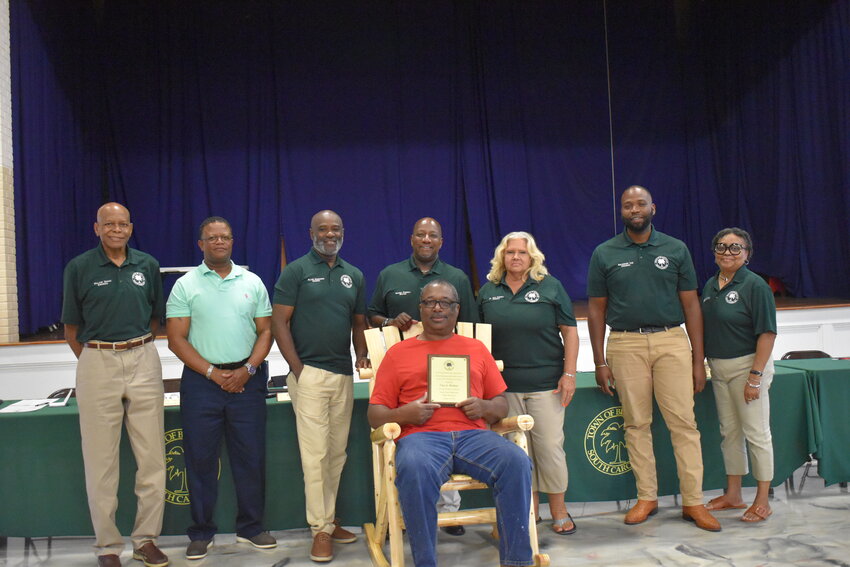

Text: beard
xmin=312 ymin=234 xmax=344 ymax=256
xmin=622 ymin=211 xmax=654 ymax=233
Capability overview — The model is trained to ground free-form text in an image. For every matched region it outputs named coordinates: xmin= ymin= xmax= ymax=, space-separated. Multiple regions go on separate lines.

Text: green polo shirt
xmin=701 ymin=267 xmax=777 ymax=359
xmin=62 ymin=245 xmax=164 ymax=343
xmin=368 ymin=256 xmax=479 ymax=323
xmin=273 ymin=249 xmax=366 ymax=375
xmin=166 ymin=262 xmax=271 ymax=364
xmin=587 ymin=227 xmax=698 ymax=330
xmin=478 ymin=275 xmax=576 ymax=392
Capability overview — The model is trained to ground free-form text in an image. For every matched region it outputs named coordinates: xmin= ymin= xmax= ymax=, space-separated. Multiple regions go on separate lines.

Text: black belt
xmin=213 ymin=358 xmax=250 ymax=370
xmin=611 ymin=325 xmax=677 ymax=334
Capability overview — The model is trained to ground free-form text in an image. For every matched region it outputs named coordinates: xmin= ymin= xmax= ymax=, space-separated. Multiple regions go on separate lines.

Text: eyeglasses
xmin=713 ymin=243 xmax=748 ymax=255
xmin=419 ymin=299 xmax=459 ymax=310
xmin=204 ymin=235 xmax=233 ymax=243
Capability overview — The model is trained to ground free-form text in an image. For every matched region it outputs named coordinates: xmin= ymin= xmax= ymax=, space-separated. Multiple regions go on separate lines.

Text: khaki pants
xmin=287 ymin=365 xmax=353 ymax=536
xmin=708 ymin=355 xmax=774 ymax=481
xmin=76 ymin=341 xmax=165 ymax=556
xmin=506 ymin=390 xmax=568 ymax=494
xmin=606 ymin=327 xmax=704 ymax=506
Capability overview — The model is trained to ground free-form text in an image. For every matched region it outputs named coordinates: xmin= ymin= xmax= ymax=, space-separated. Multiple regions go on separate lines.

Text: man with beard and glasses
xmin=367 ymin=216 xmax=477 ymax=535
xmin=272 ymin=210 xmax=370 ymax=563
xmin=586 ymin=186 xmax=720 ymax=532
xmin=167 ymin=216 xmax=276 ymax=560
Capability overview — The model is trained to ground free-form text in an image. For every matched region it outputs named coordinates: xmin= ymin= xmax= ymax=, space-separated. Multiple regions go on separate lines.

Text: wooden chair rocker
xmin=361 ymin=321 xmax=550 ymax=567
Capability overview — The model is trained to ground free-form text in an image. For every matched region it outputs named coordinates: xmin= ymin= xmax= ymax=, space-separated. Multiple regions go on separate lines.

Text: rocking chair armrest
xmin=370 ymin=422 xmax=402 ymax=445
xmin=490 ymin=414 xmax=534 ymax=435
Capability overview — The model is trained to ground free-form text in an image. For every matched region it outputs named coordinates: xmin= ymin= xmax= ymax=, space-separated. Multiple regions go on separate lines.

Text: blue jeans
xmin=395 ymin=430 xmax=533 ymax=567
xmin=180 ymin=362 xmax=268 ymax=541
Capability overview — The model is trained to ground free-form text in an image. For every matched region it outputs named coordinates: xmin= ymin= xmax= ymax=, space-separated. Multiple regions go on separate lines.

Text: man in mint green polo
xmin=167 ymin=216 xmax=275 ymax=560
xmin=367 ymin=216 xmax=477 ymax=535
xmin=62 ymin=202 xmax=168 ymax=567
xmin=271 ymin=209 xmax=369 ymax=563
xmin=586 ymin=186 xmax=720 ymax=532
xmin=368 ymin=217 xmax=478 ymax=331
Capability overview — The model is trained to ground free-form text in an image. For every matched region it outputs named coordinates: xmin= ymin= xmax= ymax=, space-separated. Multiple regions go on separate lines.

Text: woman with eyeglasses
xmin=701 ymin=227 xmax=777 ymax=523
xmin=477 ymin=232 xmax=579 ymax=535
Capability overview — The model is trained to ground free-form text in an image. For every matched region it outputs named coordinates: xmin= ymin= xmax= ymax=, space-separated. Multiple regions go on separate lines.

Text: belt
xmin=611 ymin=325 xmax=677 ymax=334
xmin=84 ymin=334 xmax=154 ymax=351
xmin=213 ymin=358 xmax=250 ymax=370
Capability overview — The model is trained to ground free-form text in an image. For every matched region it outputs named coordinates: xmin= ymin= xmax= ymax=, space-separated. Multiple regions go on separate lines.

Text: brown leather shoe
xmin=624 ymin=499 xmax=658 ymax=525
xmin=133 ymin=541 xmax=169 ymax=567
xmin=682 ymin=505 xmax=722 ymax=532
xmin=97 ymin=554 xmax=121 ymax=567
xmin=331 ymin=519 xmax=357 ymax=544
xmin=310 ymin=532 xmax=333 ymax=562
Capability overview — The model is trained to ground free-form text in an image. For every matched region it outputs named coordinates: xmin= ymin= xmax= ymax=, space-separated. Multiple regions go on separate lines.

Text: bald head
xmin=621 ymin=185 xmax=653 ymax=204
xmin=410 ymin=217 xmax=443 ymax=265
xmin=310 ymin=209 xmax=344 ymax=258
xmin=94 ymin=202 xmax=133 ymax=253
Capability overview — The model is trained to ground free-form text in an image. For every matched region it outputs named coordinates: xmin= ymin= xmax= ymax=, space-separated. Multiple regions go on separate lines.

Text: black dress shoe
xmin=442 ymin=525 xmax=465 ymax=536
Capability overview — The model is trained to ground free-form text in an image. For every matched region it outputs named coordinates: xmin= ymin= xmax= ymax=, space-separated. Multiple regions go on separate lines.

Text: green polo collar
xmin=406 ymin=255 xmax=445 ymax=275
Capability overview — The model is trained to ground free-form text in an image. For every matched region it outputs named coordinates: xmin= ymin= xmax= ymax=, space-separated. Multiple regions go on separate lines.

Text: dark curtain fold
xmin=12 ymin=0 xmax=850 ymax=334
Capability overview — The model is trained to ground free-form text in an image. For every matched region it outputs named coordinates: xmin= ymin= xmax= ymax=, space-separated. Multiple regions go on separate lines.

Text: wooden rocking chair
xmin=361 ymin=321 xmax=550 ymax=567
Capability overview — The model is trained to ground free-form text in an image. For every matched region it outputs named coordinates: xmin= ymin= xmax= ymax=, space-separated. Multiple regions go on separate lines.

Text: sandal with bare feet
xmin=705 ymin=495 xmax=747 ymax=511
xmin=741 ymin=504 xmax=772 ymax=522
xmin=552 ymin=513 xmax=577 ymax=535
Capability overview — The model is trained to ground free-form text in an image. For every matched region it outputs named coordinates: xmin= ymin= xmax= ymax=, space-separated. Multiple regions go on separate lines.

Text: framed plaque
xmin=428 ymin=354 xmax=470 ymax=406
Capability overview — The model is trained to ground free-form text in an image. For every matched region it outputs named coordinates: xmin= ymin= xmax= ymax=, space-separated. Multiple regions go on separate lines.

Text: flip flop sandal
xmin=706 ymin=496 xmax=747 ymax=511
xmin=552 ymin=513 xmax=577 ymax=535
xmin=741 ymin=505 xmax=772 ymax=523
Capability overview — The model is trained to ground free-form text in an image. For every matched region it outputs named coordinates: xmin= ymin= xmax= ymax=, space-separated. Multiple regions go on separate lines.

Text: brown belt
xmin=83 ymin=334 xmax=154 ymax=351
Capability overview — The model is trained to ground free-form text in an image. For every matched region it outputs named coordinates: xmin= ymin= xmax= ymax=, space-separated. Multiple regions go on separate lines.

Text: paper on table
xmin=0 ymin=399 xmax=56 ymax=413
xmin=164 ymin=392 xmax=180 ymax=407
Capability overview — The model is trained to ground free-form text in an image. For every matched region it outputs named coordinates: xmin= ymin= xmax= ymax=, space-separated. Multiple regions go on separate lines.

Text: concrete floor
xmin=3 ymin=464 xmax=849 ymax=567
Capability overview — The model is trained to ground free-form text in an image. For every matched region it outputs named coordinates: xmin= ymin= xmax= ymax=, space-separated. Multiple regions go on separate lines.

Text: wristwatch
xmin=244 ymin=362 xmax=257 ymax=376
xmin=749 ymin=369 xmax=763 ymax=377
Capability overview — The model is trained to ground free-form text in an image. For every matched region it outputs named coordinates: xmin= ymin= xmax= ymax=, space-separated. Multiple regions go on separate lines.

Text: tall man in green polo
xmin=272 ymin=210 xmax=370 ymax=563
xmin=586 ymin=186 xmax=720 ymax=532
xmin=62 ymin=202 xmax=169 ymax=567
xmin=367 ymin=216 xmax=477 ymax=535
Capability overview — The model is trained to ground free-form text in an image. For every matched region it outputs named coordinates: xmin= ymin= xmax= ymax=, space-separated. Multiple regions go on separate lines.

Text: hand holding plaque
xmin=428 ymin=355 xmax=470 ymax=406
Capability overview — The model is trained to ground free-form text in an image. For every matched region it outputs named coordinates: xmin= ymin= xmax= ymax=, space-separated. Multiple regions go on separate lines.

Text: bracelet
xmin=746 ymin=381 xmax=761 ymax=389
xmin=562 ymin=372 xmax=576 ymax=378
xmin=749 ymin=369 xmax=763 ymax=376
xmin=595 ymin=363 xmax=608 ymax=368
xmin=205 ymin=364 xmax=214 ymax=379
xmin=381 ymin=318 xmax=391 ymax=328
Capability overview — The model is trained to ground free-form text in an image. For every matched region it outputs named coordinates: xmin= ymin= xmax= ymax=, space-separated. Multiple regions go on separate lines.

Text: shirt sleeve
xmin=272 ymin=264 xmax=300 ymax=306
xmin=354 ymin=270 xmax=367 ymax=316
xmin=61 ymin=260 xmax=83 ymax=325
xmin=370 ymin=349 xmax=401 ymax=408
xmin=166 ymin=277 xmax=191 ymax=318
xmin=749 ymin=280 xmax=778 ymax=336
xmin=553 ymin=279 xmax=577 ymax=327
xmin=367 ymin=271 xmax=388 ymax=318
xmin=677 ymin=246 xmax=699 ymax=291
xmin=457 ymin=274 xmax=480 ymax=323
xmin=479 ymin=342 xmax=507 ymax=399
xmin=253 ymin=276 xmax=273 ymax=318
xmin=149 ymin=257 xmax=165 ymax=320
xmin=586 ymin=248 xmax=608 ymax=297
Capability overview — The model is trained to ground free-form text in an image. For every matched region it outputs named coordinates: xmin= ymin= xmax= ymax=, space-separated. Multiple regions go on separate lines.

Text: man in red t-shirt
xmin=368 ymin=280 xmax=533 ymax=567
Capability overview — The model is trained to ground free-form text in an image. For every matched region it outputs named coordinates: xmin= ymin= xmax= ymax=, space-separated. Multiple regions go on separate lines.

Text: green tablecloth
xmin=775 ymin=358 xmax=850 ymax=485
xmin=0 ymin=367 xmax=815 ymax=537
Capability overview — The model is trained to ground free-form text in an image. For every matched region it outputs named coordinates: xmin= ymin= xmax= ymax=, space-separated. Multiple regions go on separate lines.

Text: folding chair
xmin=361 ymin=322 xmax=549 ymax=567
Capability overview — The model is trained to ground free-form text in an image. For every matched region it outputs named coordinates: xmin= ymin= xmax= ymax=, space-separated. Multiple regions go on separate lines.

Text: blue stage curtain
xmin=11 ymin=1 xmax=850 ymax=334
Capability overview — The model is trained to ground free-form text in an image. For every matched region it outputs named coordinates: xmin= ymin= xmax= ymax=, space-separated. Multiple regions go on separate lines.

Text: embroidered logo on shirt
xmin=132 ymin=272 xmax=146 ymax=286
xmin=93 ymin=279 xmax=112 ymax=287
xmin=307 ymin=277 xmax=325 ymax=283
xmin=393 ymin=290 xmax=412 ymax=296
xmin=340 ymin=274 xmax=353 ymax=288
xmin=617 ymin=261 xmax=634 ymax=268
xmin=524 ymin=290 xmax=540 ymax=303
xmin=725 ymin=290 xmax=740 ymax=304
xmin=654 ymin=256 xmax=670 ymax=270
